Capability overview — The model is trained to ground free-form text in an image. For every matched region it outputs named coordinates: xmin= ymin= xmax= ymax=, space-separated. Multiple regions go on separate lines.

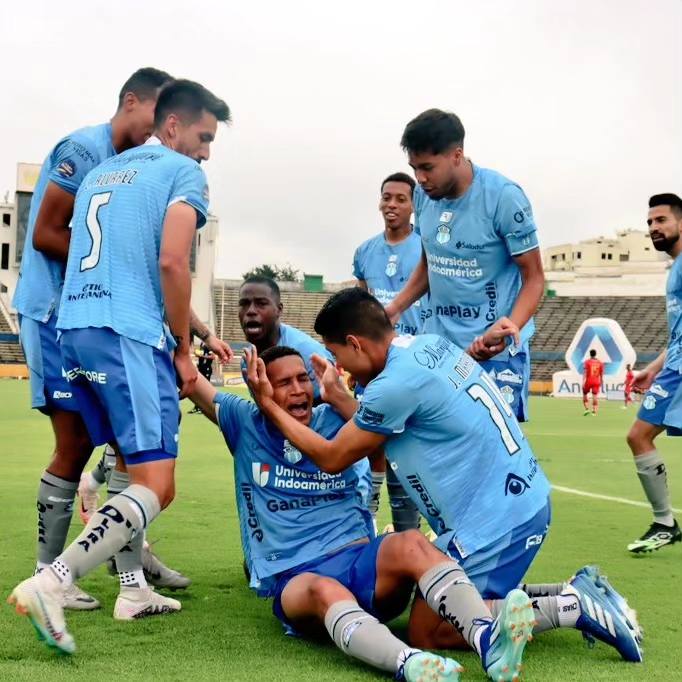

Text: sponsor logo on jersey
xmin=62 ymin=366 xmax=107 ymax=385
xmin=649 ymin=383 xmax=669 ymax=399
xmin=426 ymin=253 xmax=483 ymax=279
xmin=513 ymin=205 xmax=533 ymax=223
xmin=525 ymin=534 xmax=544 ymax=550
xmin=414 ymin=337 xmax=453 ymax=370
xmin=496 ymin=369 xmax=523 ymax=385
xmin=455 ymin=240 xmax=485 ymax=251
xmin=52 ymin=390 xmax=73 ymax=400
xmin=436 ymin=224 xmax=451 ymax=244
xmin=252 ymin=462 xmax=271 ymax=487
xmin=405 ymin=473 xmax=446 ymax=533
xmin=642 ymin=395 xmax=656 ymax=410
xmin=484 ymin=281 xmax=498 ymax=322
xmin=439 ymin=211 xmax=453 ymax=222
xmin=499 ymin=384 xmax=515 ymax=404
xmin=265 ymin=491 xmax=344 ymax=512
xmin=240 ymin=483 xmax=264 ymax=541
xmin=504 ymin=472 xmax=530 ymax=497
xmin=435 ymin=304 xmax=480 ymax=320
xmin=57 ymin=160 xmax=76 ymax=178
xmin=357 ymin=404 xmax=385 ymax=426
xmin=283 ymin=440 xmax=303 ymax=464
xmin=385 ymin=255 xmax=398 ymax=277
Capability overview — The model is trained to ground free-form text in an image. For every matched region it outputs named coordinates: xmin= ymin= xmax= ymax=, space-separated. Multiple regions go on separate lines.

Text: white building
xmin=1 ymin=163 xmax=217 ymax=333
xmin=543 ymin=229 xmax=670 ymax=297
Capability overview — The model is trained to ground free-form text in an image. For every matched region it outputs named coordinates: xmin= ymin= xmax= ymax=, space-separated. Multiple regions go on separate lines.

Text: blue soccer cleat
xmin=573 ymin=565 xmax=642 ymax=643
xmin=566 ymin=573 xmax=642 ymax=662
xmin=481 ymin=589 xmax=535 ymax=681
xmin=400 ymin=651 xmax=463 ymax=682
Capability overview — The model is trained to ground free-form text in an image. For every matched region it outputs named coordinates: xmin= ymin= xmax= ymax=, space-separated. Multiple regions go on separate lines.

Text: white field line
xmin=553 ymin=485 xmax=682 ymax=514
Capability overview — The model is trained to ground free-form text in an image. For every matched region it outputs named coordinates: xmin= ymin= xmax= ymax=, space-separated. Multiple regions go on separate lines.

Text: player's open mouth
xmin=384 ymin=212 xmax=398 ymax=220
xmin=244 ymin=322 xmax=263 ymax=336
xmin=288 ymin=401 xmax=309 ymax=418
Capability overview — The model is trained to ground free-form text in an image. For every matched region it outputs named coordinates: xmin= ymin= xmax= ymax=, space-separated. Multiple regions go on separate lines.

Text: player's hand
xmin=244 ymin=346 xmax=274 ymax=408
xmin=467 ymin=317 xmax=520 ymax=361
xmin=384 ymin=302 xmax=400 ymax=326
xmin=174 ymin=351 xmax=198 ymax=399
xmin=632 ymin=367 xmax=656 ymax=394
xmin=204 ymin=334 xmax=233 ymax=364
xmin=311 ymin=353 xmax=344 ymax=403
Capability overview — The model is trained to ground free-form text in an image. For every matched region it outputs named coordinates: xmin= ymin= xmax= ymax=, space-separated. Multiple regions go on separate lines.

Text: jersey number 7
xmin=80 ymin=191 xmax=112 ymax=272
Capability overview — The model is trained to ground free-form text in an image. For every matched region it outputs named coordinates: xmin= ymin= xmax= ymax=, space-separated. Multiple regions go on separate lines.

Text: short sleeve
xmin=169 ymin=162 xmax=209 ymax=229
xmin=353 ymin=374 xmax=416 ymax=435
xmin=47 ymin=136 xmax=101 ymax=195
xmin=412 ymin=185 xmax=424 ymax=235
xmin=352 ymin=245 xmax=364 ymax=280
xmin=214 ymin=392 xmax=254 ymax=453
xmin=493 ymin=184 xmax=539 ymax=256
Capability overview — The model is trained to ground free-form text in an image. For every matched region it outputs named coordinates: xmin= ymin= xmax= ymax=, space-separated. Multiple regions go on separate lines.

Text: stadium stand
xmin=0 ymin=303 xmax=23 ymax=364
xmin=213 ymin=282 xmax=668 ymax=384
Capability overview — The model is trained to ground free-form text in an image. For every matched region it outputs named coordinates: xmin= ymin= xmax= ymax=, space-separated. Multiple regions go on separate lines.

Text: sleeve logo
xmin=57 ymin=160 xmax=76 ymax=178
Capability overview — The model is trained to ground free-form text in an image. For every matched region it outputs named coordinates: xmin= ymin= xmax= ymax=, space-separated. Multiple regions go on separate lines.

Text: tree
xmin=242 ymin=263 xmax=301 ymax=282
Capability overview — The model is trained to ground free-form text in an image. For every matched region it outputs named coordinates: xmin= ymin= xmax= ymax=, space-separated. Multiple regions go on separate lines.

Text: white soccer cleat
xmin=62 ymin=582 xmax=101 ymax=611
xmin=7 ymin=571 xmax=75 ymax=654
xmin=113 ymin=587 xmax=181 ymax=621
xmin=77 ymin=472 xmax=100 ymax=525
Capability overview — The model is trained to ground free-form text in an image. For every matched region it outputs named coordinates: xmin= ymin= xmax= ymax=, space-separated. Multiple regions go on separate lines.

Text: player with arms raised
xmin=626 ymin=193 xmax=682 ymax=553
xmin=9 ymin=79 xmax=231 ymax=652
xmin=582 ymin=349 xmax=604 ymax=416
xmin=385 ymin=110 xmax=544 ymax=421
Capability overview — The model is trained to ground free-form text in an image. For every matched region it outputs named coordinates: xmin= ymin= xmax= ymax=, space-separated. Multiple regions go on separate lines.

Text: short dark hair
xmin=381 ymin=172 xmax=416 ymax=198
xmin=315 ymin=288 xmax=393 ymax=344
xmin=260 ymin=345 xmax=303 ymax=367
xmin=240 ymin=276 xmax=280 ymax=301
xmin=401 ymin=109 xmax=465 ymax=155
xmin=589 ymin=349 xmax=597 ymax=358
xmin=117 ymin=67 xmax=173 ymax=108
xmin=153 ymin=79 xmax=231 ymax=128
xmin=649 ymin=193 xmax=682 ymax=219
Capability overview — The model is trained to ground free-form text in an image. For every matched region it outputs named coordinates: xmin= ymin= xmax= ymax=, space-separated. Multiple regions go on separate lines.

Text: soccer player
xmin=9 ymin=79 xmax=231 ymax=650
xmin=187 ymin=345 xmax=534 ymax=682
xmin=385 ymin=110 xmax=544 ymax=421
xmin=12 ymin=67 xmax=173 ymax=609
xmin=246 ymin=288 xmax=643 ymax=664
xmin=582 ymin=349 xmax=604 ymax=416
xmin=238 ymin=275 xmax=333 ymax=401
xmin=623 ymin=364 xmax=635 ymax=409
xmin=626 ymin=193 xmax=682 ymax=553
xmin=353 ymin=171 xmax=426 ymax=531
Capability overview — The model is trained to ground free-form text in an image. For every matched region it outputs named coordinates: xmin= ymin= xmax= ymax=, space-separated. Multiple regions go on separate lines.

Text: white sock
xmin=557 ymin=594 xmax=580 ymax=627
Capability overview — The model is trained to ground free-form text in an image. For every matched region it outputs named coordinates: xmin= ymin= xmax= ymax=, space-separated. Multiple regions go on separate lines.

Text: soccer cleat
xmin=401 ymin=651 xmax=463 ymax=682
xmin=583 ymin=410 xmax=591 ymax=416
xmin=113 ymin=587 xmax=181 ymax=621
xmin=573 ymin=566 xmax=642 ymax=643
xmin=566 ymin=574 xmax=642 ymax=662
xmin=7 ymin=571 xmax=75 ymax=655
xmin=142 ymin=542 xmax=191 ymax=590
xmin=77 ymin=473 xmax=100 ymax=525
xmin=62 ymin=583 xmax=101 ymax=611
xmin=482 ymin=589 xmax=534 ymax=681
xmin=627 ymin=520 xmax=681 ymax=554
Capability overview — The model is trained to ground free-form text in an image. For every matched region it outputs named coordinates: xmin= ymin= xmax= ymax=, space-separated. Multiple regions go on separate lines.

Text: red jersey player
xmin=582 ymin=349 xmax=604 ymax=415
xmin=623 ymin=364 xmax=635 ymax=408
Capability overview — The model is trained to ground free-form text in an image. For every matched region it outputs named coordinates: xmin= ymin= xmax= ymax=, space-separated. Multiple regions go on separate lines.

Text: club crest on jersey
xmin=385 ymin=255 xmax=398 ymax=277
xmin=57 ymin=160 xmax=76 ymax=178
xmin=500 ymin=384 xmax=515 ymax=404
xmin=439 ymin=211 xmax=453 ymax=222
xmin=283 ymin=440 xmax=303 ymax=464
xmin=642 ymin=395 xmax=656 ymax=410
xmin=252 ymin=462 xmax=271 ymax=487
xmin=436 ymin=224 xmax=451 ymax=244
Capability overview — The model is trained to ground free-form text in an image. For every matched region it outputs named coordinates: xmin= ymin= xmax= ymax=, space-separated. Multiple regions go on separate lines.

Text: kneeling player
xmin=188 ymin=346 xmax=538 ymax=682
xmin=246 ymin=289 xmax=643 ymax=665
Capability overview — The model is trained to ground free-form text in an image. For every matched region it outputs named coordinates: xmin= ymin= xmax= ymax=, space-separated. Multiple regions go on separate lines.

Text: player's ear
xmin=347 ymin=335 xmax=361 ymax=353
xmin=122 ymin=91 xmax=138 ymax=112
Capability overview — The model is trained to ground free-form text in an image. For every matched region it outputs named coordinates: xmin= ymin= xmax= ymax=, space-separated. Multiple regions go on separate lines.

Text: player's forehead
xmin=266 ymin=355 xmax=308 ymax=381
xmin=239 ymin=283 xmax=276 ymax=302
xmin=381 ymin=181 xmax=413 ymax=199
xmin=647 ymin=205 xmax=673 ymax=222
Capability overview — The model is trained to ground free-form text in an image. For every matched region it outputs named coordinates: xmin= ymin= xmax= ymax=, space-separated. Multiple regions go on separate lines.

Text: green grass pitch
xmin=0 ymin=379 xmax=680 ymax=681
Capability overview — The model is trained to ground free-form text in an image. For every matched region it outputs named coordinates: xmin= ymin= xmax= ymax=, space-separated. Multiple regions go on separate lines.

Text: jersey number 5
xmin=466 ymin=373 xmax=522 ymax=455
xmin=80 ymin=191 xmax=112 ymax=272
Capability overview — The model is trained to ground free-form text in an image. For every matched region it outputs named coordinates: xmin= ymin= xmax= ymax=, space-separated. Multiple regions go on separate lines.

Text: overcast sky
xmin=1 ymin=0 xmax=680 ymax=281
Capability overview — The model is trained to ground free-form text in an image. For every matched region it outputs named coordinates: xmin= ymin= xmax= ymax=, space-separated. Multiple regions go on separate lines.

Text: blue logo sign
xmin=570 ymin=324 xmax=623 ymax=376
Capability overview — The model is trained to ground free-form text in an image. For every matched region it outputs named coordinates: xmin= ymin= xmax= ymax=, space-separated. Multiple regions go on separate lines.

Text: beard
xmin=650 ymin=232 xmax=679 ymax=252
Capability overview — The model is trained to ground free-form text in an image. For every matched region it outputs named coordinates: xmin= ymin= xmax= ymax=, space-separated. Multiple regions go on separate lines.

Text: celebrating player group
xmin=8 ymin=67 xmax=682 ymax=681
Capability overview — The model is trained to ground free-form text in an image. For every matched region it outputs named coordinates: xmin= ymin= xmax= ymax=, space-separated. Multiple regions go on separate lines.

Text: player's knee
xmin=307 ymin=576 xmax=349 ymax=613
xmin=626 ymin=423 xmax=650 ymax=453
xmin=389 ymin=529 xmax=438 ymax=566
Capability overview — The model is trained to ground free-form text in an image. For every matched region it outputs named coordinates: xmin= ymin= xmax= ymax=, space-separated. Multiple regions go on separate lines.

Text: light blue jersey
xmin=353 ymin=230 xmax=427 ymax=336
xmin=414 ymin=164 xmax=539 ymax=359
xmin=664 ymin=255 xmax=682 ymax=371
xmin=57 ymin=139 xmax=208 ymax=348
xmin=13 ymin=123 xmax=116 ymax=322
xmin=214 ymin=392 xmax=373 ymax=596
xmin=354 ymin=334 xmax=551 ymax=558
